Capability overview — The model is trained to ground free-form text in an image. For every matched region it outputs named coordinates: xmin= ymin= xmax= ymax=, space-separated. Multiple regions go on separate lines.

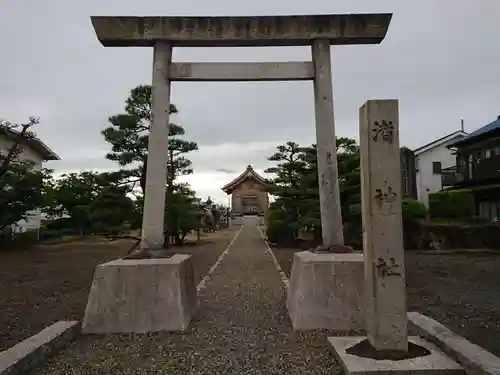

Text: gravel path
xmin=35 ymin=217 xmax=341 ymax=375
xmin=0 ymin=231 xmax=235 ymax=352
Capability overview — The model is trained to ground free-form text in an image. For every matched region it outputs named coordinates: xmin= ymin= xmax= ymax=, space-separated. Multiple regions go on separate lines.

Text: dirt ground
xmin=272 ymin=247 xmax=500 ymax=357
xmin=0 ymin=229 xmax=238 ymax=351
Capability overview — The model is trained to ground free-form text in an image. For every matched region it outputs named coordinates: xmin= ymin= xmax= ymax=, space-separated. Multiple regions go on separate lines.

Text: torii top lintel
xmin=90 ymin=14 xmax=392 ymax=48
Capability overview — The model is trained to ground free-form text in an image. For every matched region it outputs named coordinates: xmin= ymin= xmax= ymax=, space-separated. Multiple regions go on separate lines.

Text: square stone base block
xmin=328 ymin=336 xmax=465 ymax=375
xmin=82 ymin=254 xmax=198 ymax=334
xmin=287 ymin=251 xmax=364 ymax=331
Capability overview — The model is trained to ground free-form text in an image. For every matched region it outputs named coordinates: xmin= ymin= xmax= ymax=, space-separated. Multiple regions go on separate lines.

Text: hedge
xmin=266 ymin=198 xmax=429 ymax=248
xmin=347 ymin=199 xmax=427 ymax=221
xmin=428 ymin=189 xmax=475 ymax=219
xmin=402 ymin=199 xmax=427 ymax=219
xmin=265 ymin=206 xmax=296 ymax=246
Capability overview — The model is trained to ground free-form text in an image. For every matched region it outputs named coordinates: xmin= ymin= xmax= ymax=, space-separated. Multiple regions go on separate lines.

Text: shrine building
xmin=221 ymin=165 xmax=269 ymax=217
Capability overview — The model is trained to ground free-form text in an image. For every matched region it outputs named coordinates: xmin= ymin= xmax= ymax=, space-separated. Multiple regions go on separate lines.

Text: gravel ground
xmin=34 ymin=217 xmax=343 ymax=375
xmin=0 ymin=230 xmax=236 ymax=351
xmin=405 ymin=251 xmax=500 ymax=357
xmin=272 ymin=247 xmax=500 ymax=357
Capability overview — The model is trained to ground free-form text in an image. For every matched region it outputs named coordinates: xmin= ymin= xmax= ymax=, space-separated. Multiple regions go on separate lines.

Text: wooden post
xmin=140 ymin=42 xmax=172 ymax=250
xmin=360 ymin=99 xmax=408 ymax=351
xmin=312 ymin=39 xmax=344 ymax=246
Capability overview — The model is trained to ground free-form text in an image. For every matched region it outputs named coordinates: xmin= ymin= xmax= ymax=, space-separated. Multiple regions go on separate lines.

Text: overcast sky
xmin=1 ymin=0 xmax=499 ymax=204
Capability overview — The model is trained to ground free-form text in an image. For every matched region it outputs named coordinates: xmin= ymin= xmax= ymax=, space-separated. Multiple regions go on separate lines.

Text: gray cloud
xmin=1 ymin=0 xmax=500 ymax=202
xmin=214 ymin=168 xmax=238 ymax=174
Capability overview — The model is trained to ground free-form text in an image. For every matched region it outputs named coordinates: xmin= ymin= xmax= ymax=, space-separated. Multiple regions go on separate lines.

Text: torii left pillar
xmin=312 ymin=39 xmax=344 ymax=247
xmin=82 ymin=42 xmax=198 ymax=334
xmin=140 ymin=41 xmax=172 ymax=253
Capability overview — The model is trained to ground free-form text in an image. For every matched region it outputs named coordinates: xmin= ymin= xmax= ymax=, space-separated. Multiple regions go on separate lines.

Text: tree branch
xmin=0 ymin=117 xmax=39 ymax=180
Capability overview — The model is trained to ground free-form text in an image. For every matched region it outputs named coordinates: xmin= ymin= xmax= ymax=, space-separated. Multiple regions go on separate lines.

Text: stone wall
xmin=344 ymin=219 xmax=500 ymax=250
xmin=406 ymin=222 xmax=500 ymax=250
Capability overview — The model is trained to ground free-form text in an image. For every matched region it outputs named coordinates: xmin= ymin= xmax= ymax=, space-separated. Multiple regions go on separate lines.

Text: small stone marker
xmin=359 ymin=99 xmax=407 ymax=351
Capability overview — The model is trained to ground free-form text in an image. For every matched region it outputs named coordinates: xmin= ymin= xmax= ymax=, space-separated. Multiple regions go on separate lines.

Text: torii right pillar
xmin=287 ymin=39 xmax=366 ymax=330
xmin=288 ymin=33 xmax=388 ymax=332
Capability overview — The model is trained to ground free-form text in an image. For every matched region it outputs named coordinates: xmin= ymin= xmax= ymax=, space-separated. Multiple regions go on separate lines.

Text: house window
xmin=485 ymin=149 xmax=492 ymax=159
xmin=432 ymin=161 xmax=442 ymax=174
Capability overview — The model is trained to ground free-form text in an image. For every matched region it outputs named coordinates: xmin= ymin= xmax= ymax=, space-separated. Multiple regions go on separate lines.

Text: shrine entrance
xmin=242 ymin=197 xmax=261 ymax=216
xmin=222 ymin=165 xmax=268 ymax=218
xmin=242 ymin=196 xmax=262 ymax=215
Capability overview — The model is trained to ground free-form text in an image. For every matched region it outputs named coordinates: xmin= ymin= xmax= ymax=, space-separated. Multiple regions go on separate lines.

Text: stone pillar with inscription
xmin=359 ymin=99 xmax=407 ymax=351
xmin=328 ymin=100 xmax=463 ymax=374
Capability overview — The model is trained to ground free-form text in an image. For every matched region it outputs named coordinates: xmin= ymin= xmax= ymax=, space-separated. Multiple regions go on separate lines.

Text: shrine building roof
xmin=221 ymin=165 xmax=268 ymax=194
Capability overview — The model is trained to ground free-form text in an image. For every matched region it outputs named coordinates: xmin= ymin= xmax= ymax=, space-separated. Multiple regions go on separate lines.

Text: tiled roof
xmin=0 ymin=125 xmax=60 ymax=161
xmin=448 ymin=116 xmax=500 ymax=147
xmin=221 ymin=165 xmax=267 ymax=194
xmin=413 ymin=130 xmax=467 ymax=155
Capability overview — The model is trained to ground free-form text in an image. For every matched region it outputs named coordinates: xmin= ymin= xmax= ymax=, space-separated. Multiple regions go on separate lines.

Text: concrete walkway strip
xmin=196 ymin=226 xmax=243 ymax=292
xmin=0 ymin=321 xmax=79 ymax=375
xmin=408 ymin=312 xmax=500 ymax=375
xmin=257 ymin=226 xmax=290 ymax=291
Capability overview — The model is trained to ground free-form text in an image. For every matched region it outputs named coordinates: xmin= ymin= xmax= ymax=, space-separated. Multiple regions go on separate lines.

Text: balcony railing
xmin=441 ymin=167 xmax=464 ymax=187
xmin=473 ymin=154 xmax=500 ymax=181
xmin=443 ymin=154 xmax=500 ymax=187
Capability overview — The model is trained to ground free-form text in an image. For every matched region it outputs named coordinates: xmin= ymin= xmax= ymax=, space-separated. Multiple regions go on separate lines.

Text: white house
xmin=413 ymin=130 xmax=467 ymax=207
xmin=0 ymin=125 xmax=60 ymax=235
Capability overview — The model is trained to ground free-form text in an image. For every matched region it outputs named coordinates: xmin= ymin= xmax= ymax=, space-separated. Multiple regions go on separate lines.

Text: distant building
xmin=444 ymin=115 xmax=500 ymax=220
xmin=0 ymin=125 xmax=60 ymax=235
xmin=413 ymin=130 xmax=468 ymax=207
xmin=221 ymin=165 xmax=269 ymax=217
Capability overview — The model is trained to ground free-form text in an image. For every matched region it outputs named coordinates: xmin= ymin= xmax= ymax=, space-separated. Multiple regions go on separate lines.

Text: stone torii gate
xmin=83 ymin=14 xmax=393 ymax=335
xmin=90 ymin=13 xmax=392 ymax=254
xmin=83 ymin=15 xmax=467 ymax=374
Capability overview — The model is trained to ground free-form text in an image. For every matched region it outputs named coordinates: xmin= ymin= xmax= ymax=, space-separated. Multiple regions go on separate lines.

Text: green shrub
xmin=343 ymin=204 xmax=362 ymax=249
xmin=345 ymin=200 xmax=427 ymax=220
xmin=429 ymin=189 xmax=475 ymax=219
xmin=402 ymin=199 xmax=427 ymax=220
xmin=266 ymin=219 xmax=295 ymax=245
xmin=343 ymin=200 xmax=426 ymax=249
xmin=347 ymin=203 xmax=362 ymax=216
xmin=265 ymin=208 xmax=295 ymax=246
